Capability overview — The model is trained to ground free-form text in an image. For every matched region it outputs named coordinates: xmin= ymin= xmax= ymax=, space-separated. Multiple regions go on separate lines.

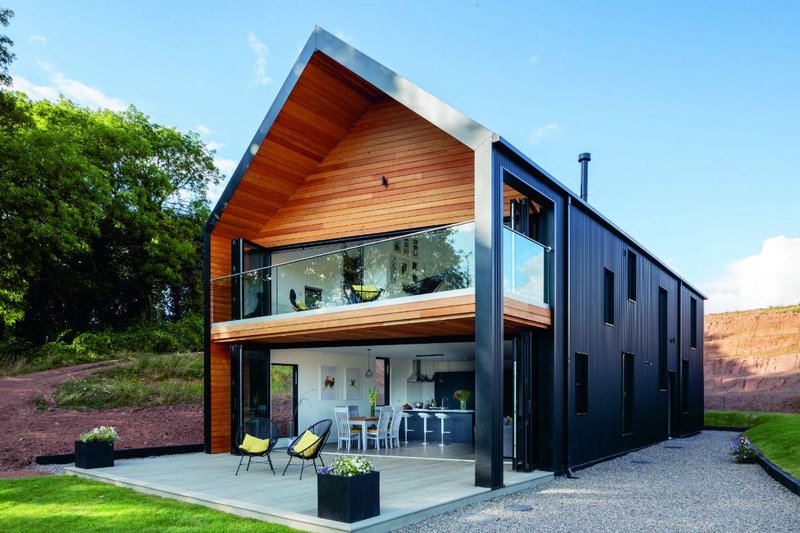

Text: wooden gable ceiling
xmin=213 ymin=52 xmax=385 ymax=238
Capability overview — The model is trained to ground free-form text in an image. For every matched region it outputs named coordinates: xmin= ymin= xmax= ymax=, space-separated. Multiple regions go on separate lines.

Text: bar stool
xmin=402 ymin=412 xmax=414 ymax=445
xmin=417 ymin=413 xmax=433 ymax=445
xmin=434 ymin=413 xmax=450 ymax=447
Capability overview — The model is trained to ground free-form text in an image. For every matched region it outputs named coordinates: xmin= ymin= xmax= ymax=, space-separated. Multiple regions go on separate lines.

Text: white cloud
xmin=11 ymin=64 xmax=126 ymax=112
xmin=28 ymin=34 xmax=47 ymax=46
xmin=196 ymin=124 xmax=211 ymax=136
xmin=11 ymin=76 xmax=58 ymax=101
xmin=214 ymin=157 xmax=237 ymax=175
xmin=247 ymin=32 xmax=271 ymax=85
xmin=527 ymin=122 xmax=561 ymax=144
xmin=530 ymin=55 xmax=539 ymax=67
xmin=701 ymin=235 xmax=800 ymax=314
xmin=205 ymin=141 xmax=223 ymax=151
xmin=36 ymin=60 xmax=53 ymax=72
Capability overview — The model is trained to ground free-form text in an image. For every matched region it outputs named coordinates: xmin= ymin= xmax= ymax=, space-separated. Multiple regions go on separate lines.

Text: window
xmin=681 ymin=360 xmax=689 ymax=413
xmin=627 ymin=251 xmax=637 ymax=302
xmin=658 ymin=288 xmax=668 ymax=390
xmin=690 ymin=297 xmax=698 ymax=349
xmin=622 ymin=352 xmax=634 ymax=434
xmin=604 ymin=268 xmax=615 ymax=325
xmin=375 ymin=357 xmax=390 ymax=406
xmin=575 ymin=353 xmax=589 ymax=415
xmin=304 ymin=286 xmax=322 ymax=309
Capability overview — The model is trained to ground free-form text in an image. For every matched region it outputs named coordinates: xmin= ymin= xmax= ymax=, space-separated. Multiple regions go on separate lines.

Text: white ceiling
xmin=296 ymin=341 xmax=513 ymax=360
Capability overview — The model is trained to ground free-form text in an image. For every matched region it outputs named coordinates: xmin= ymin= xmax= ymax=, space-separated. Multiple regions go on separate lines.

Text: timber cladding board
xmin=209 ymin=295 xmax=551 ymax=344
xmin=209 ymin=342 xmax=231 ymax=453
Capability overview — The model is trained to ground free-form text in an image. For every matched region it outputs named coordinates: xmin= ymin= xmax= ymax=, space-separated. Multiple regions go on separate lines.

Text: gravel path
xmin=399 ymin=431 xmax=800 ymax=532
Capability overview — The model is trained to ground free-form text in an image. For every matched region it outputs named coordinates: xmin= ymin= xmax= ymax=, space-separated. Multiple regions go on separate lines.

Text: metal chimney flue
xmin=579 ymin=152 xmax=591 ymax=201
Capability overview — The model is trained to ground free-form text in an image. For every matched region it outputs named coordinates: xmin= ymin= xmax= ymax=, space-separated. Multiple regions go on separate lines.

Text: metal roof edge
xmin=495 ymin=137 xmax=708 ymax=300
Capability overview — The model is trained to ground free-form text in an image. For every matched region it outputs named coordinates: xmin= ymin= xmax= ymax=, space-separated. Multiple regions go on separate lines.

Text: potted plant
xmin=317 ymin=456 xmax=379 ymax=523
xmin=75 ymin=426 xmax=118 ymax=469
xmin=453 ymin=389 xmax=472 ymax=410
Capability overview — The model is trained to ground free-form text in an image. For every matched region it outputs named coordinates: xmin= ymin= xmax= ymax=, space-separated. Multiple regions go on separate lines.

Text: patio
xmin=65 ymin=447 xmax=552 ymax=532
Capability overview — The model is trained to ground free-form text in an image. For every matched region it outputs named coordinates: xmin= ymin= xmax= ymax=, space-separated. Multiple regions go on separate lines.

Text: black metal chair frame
xmin=235 ymin=418 xmax=279 ymax=476
xmin=281 ymin=419 xmax=332 ymax=480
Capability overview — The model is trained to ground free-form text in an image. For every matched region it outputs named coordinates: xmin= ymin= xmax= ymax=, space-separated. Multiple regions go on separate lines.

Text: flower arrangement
xmin=453 ymin=389 xmax=472 ymax=410
xmin=729 ymin=435 xmax=759 ymax=463
xmin=319 ymin=455 xmax=375 ymax=477
xmin=79 ymin=426 xmax=118 ymax=444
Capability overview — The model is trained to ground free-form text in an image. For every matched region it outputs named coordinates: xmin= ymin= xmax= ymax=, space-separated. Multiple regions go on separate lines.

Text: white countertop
xmin=405 ymin=408 xmax=475 ymax=413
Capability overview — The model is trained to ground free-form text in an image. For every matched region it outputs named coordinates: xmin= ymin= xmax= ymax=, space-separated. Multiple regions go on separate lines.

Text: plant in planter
xmin=368 ymin=388 xmax=377 ymax=417
xmin=729 ymin=435 xmax=759 ymax=463
xmin=453 ymin=389 xmax=472 ymax=410
xmin=75 ymin=426 xmax=118 ymax=469
xmin=317 ymin=456 xmax=379 ymax=523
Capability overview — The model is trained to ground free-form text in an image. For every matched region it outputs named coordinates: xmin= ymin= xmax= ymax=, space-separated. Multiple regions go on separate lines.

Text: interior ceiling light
xmin=365 ymin=348 xmax=373 ymax=378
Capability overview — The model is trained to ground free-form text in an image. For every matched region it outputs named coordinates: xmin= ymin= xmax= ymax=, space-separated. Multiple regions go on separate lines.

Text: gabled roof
xmin=205 ymin=27 xmax=496 ymax=235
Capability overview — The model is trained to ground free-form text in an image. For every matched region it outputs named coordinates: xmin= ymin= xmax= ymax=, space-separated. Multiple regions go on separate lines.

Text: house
xmin=203 ymin=27 xmax=705 ymax=489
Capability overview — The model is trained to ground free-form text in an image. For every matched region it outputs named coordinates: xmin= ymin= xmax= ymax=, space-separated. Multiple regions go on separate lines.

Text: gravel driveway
xmin=399 ymin=431 xmax=800 ymax=532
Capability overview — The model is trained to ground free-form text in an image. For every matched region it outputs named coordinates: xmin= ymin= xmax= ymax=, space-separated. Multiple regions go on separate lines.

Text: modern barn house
xmin=203 ymin=27 xmax=705 ymax=489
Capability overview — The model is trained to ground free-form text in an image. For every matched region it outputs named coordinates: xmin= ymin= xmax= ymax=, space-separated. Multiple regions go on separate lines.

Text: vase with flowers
xmin=453 ymin=389 xmax=472 ymax=410
xmin=368 ymin=388 xmax=377 ymax=417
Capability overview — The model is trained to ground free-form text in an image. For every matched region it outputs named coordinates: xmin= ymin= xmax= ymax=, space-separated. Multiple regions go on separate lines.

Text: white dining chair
xmin=388 ymin=406 xmax=404 ymax=448
xmin=366 ymin=406 xmax=392 ymax=450
xmin=334 ymin=406 xmax=360 ymax=451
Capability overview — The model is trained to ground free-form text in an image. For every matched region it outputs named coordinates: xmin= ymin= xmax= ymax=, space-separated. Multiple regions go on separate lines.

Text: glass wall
xmin=502 ymin=227 xmax=547 ymax=306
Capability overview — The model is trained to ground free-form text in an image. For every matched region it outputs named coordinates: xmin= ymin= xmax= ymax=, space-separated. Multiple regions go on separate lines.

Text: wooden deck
xmin=210 ymin=291 xmax=551 ymax=344
xmin=66 ymin=451 xmax=552 ymax=532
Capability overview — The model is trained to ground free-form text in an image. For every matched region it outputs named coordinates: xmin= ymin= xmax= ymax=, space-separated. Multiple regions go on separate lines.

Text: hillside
xmin=705 ymin=305 xmax=800 ymax=413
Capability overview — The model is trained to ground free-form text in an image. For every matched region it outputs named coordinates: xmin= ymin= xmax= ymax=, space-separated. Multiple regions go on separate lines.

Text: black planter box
xmin=317 ymin=471 xmax=380 ymax=523
xmin=74 ymin=441 xmax=114 ymax=469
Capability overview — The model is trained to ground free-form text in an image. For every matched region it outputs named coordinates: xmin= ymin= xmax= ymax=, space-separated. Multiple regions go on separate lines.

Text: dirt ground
xmin=0 ymin=362 xmax=202 ymax=478
xmin=704 ymin=306 xmax=800 ymax=413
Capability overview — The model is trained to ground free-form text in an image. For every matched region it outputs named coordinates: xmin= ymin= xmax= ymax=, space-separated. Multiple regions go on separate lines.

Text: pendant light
xmin=365 ymin=348 xmax=373 ymax=378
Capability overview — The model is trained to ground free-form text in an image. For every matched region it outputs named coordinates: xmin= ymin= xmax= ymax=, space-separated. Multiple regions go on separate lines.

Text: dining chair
xmin=334 ymin=406 xmax=361 ymax=451
xmin=366 ymin=406 xmax=392 ymax=450
xmin=388 ymin=406 xmax=404 ymax=448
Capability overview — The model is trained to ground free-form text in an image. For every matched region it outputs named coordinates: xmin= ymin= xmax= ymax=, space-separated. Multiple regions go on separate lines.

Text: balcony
xmin=210 ymin=222 xmax=551 ymax=343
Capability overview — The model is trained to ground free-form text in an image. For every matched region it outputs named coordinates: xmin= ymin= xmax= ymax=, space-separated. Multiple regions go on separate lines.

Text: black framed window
xmin=690 ymin=297 xmax=698 ymax=349
xmin=627 ymin=251 xmax=637 ymax=302
xmin=375 ymin=357 xmax=390 ymax=405
xmin=604 ymin=268 xmax=615 ymax=325
xmin=622 ymin=352 xmax=634 ymax=434
xmin=658 ymin=288 xmax=668 ymax=390
xmin=575 ymin=353 xmax=589 ymax=415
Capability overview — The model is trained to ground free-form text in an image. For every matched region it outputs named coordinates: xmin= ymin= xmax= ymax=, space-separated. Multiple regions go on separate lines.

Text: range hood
xmin=407 ymin=360 xmax=423 ymax=383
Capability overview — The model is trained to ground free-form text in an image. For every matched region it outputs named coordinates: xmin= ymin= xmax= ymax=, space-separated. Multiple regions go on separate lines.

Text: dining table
xmin=349 ymin=416 xmax=379 ymax=450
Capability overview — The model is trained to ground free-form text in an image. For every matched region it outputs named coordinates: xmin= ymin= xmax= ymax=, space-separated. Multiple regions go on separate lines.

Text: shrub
xmin=79 ymin=426 xmax=118 ymax=443
xmin=729 ymin=435 xmax=760 ymax=463
xmin=319 ymin=456 xmax=375 ymax=477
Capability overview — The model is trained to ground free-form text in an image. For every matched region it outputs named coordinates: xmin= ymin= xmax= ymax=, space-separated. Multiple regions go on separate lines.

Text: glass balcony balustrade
xmin=210 ymin=222 xmax=550 ymax=325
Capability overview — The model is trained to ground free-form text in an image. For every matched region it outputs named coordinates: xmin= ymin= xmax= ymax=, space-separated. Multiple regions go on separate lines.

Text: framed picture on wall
xmin=345 ymin=367 xmax=361 ymax=400
xmin=320 ymin=365 xmax=338 ymax=400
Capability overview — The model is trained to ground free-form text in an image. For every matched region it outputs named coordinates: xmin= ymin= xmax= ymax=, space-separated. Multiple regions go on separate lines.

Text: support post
xmin=474 ymin=138 xmax=504 ymax=489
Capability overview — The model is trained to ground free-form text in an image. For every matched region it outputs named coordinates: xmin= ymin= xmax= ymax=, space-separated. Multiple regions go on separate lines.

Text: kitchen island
xmin=401 ymin=409 xmax=475 ymax=444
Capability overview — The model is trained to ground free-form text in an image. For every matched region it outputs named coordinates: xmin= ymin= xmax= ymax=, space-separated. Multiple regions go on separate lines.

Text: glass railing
xmin=211 ymin=222 xmax=475 ymax=324
xmin=503 ymin=226 xmax=549 ymax=306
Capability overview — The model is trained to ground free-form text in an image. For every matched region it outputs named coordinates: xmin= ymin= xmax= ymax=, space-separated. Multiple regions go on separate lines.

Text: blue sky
xmin=5 ymin=1 xmax=799 ymax=312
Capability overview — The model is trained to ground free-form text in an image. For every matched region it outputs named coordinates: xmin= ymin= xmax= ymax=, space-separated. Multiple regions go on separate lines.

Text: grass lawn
xmin=0 ymin=476 xmax=298 ymax=533
xmin=705 ymin=410 xmax=800 ymax=479
xmin=53 ymin=353 xmax=202 ymax=409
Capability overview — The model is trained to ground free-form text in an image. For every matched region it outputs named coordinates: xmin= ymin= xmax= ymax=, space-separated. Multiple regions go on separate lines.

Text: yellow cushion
xmin=294 ymin=430 xmax=322 ymax=458
xmin=352 ymin=285 xmax=381 ymax=301
xmin=239 ymin=433 xmax=270 ymax=454
xmin=297 ymin=301 xmax=308 ymax=310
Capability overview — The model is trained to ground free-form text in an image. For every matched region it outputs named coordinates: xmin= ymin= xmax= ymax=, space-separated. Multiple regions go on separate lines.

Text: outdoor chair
xmin=289 ymin=288 xmax=309 ymax=311
xmin=234 ymin=417 xmax=279 ymax=476
xmin=282 ymin=419 xmax=332 ymax=480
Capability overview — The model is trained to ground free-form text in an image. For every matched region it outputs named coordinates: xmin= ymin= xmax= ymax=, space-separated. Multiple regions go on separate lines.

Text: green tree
xmin=0 ymin=93 xmax=220 ymax=343
xmin=0 ymin=6 xmax=13 ymax=87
